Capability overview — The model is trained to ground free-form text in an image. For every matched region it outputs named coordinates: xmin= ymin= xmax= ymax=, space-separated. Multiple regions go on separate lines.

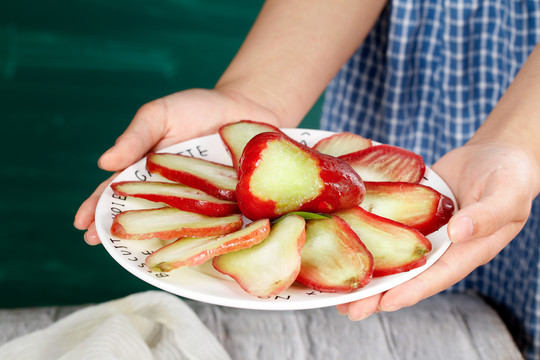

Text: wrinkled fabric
xmin=321 ymin=1 xmax=540 ymax=359
xmin=0 ymin=291 xmax=231 ymax=360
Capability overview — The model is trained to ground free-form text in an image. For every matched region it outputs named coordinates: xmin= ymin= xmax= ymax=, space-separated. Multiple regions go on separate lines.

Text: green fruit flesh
xmin=249 ymin=141 xmax=323 ymax=213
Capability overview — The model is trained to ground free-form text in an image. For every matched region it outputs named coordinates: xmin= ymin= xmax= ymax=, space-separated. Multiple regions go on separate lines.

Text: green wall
xmin=1 ymin=1 xmax=321 ymax=307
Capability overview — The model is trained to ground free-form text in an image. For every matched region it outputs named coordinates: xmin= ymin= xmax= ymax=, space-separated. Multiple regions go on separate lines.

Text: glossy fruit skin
xmin=111 ymin=181 xmax=240 ymax=217
xmin=146 ymin=153 xmax=237 ymax=201
xmin=336 ymin=206 xmax=432 ymax=277
xmin=296 ymin=216 xmax=374 ymax=293
xmin=339 ymin=144 xmax=426 ymax=183
xmin=236 ymin=132 xmax=366 ymax=220
xmin=362 ymin=181 xmax=455 ymax=235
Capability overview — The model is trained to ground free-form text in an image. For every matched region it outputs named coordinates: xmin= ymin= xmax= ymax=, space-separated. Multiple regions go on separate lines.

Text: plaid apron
xmin=320 ymin=1 xmax=540 ymax=358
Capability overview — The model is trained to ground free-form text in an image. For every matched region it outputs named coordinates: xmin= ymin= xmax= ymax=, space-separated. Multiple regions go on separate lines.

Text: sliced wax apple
xmin=339 ymin=144 xmax=426 ymax=183
xmin=146 ymin=152 xmax=238 ymax=201
xmin=213 ymin=214 xmax=306 ymax=297
xmin=236 ymin=132 xmax=365 ymax=220
xmin=110 ymin=181 xmax=240 ymax=217
xmin=312 ymin=132 xmax=372 ymax=157
xmin=146 ymin=218 xmax=270 ymax=272
xmin=361 ymin=181 xmax=455 ymax=235
xmin=218 ymin=120 xmax=284 ymax=171
xmin=296 ymin=216 xmax=374 ymax=293
xmin=335 ymin=207 xmax=432 ymax=277
xmin=111 ymin=207 xmax=243 ymax=240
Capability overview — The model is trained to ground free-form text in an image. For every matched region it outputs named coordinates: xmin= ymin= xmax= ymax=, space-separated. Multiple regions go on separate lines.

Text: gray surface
xmin=0 ymin=293 xmax=523 ymax=360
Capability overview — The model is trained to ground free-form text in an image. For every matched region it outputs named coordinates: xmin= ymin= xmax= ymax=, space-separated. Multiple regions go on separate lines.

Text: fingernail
xmin=348 ymin=312 xmax=371 ymax=321
xmin=450 ymin=216 xmax=474 ymax=242
xmin=84 ymin=232 xmax=98 ymax=246
xmin=98 ymin=147 xmax=114 ymax=167
xmin=378 ymin=304 xmax=400 ymax=312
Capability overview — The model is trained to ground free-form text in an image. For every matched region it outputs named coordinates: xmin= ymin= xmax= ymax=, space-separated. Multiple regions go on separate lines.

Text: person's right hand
xmin=73 ymin=88 xmax=282 ymax=245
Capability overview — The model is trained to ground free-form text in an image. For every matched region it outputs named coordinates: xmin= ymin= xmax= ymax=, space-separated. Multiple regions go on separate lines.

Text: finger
xmin=98 ymin=100 xmax=167 ymax=171
xmin=345 ymin=293 xmax=382 ymax=320
xmin=84 ymin=222 xmax=101 ymax=246
xmin=74 ymin=173 xmax=118 ymax=230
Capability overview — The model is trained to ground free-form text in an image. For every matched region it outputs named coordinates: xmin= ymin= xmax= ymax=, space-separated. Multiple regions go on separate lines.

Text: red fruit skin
xmin=337 ymin=206 xmax=432 ymax=277
xmin=236 ymin=132 xmax=366 ymax=220
xmin=363 ymin=181 xmax=455 ymax=235
xmin=339 ymin=144 xmax=426 ymax=183
xmin=111 ymin=181 xmax=240 ymax=217
xmin=110 ymin=208 xmax=243 ymax=240
xmin=146 ymin=153 xmax=237 ymax=201
xmin=296 ymin=216 xmax=374 ymax=293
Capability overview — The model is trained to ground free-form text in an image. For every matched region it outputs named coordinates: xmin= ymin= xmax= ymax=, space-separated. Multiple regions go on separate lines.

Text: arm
xmin=340 ymin=43 xmax=540 ymax=319
xmin=74 ymin=0 xmax=387 ymax=244
xmin=216 ymin=0 xmax=387 ymax=126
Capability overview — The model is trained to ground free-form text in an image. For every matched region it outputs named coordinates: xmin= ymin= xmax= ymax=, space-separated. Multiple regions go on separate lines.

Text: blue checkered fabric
xmin=320 ymin=1 xmax=540 ymax=359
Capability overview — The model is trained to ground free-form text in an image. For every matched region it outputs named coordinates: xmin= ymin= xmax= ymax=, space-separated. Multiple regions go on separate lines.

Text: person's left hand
xmin=336 ymin=140 xmax=540 ymax=319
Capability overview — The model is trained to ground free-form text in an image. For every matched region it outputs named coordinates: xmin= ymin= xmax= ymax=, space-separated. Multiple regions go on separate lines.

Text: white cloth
xmin=0 ymin=291 xmax=230 ymax=360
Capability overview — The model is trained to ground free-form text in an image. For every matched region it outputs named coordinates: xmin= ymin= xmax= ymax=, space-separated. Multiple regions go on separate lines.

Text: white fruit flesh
xmin=313 ymin=132 xmax=371 ymax=157
xmin=221 ymin=122 xmax=280 ymax=165
xmin=336 ymin=209 xmax=429 ymax=269
xmin=300 ymin=219 xmax=371 ymax=289
xmin=213 ymin=214 xmax=305 ymax=297
xmin=150 ymin=153 xmax=237 ymax=190
xmin=115 ymin=207 xmax=242 ymax=237
xmin=249 ymin=141 xmax=323 ymax=213
xmin=116 ymin=181 xmax=235 ymax=204
xmin=361 ymin=185 xmax=437 ymax=227
xmin=146 ymin=219 xmax=269 ymax=271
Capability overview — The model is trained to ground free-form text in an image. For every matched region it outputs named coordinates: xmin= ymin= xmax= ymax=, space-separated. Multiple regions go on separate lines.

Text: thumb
xmin=99 ymin=100 xmax=167 ymax=171
xmin=448 ymin=182 xmax=531 ymax=243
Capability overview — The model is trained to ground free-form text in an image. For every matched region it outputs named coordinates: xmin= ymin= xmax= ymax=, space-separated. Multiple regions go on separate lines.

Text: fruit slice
xmin=146 ymin=153 xmax=238 ymax=201
xmin=296 ymin=216 xmax=374 ymax=293
xmin=110 ymin=181 xmax=240 ymax=217
xmin=335 ymin=207 xmax=432 ymax=277
xmin=218 ymin=120 xmax=284 ymax=171
xmin=146 ymin=219 xmax=270 ymax=272
xmin=312 ymin=132 xmax=372 ymax=157
xmin=111 ymin=207 xmax=243 ymax=240
xmin=339 ymin=144 xmax=426 ymax=183
xmin=213 ymin=214 xmax=306 ymax=297
xmin=236 ymin=132 xmax=365 ymax=220
xmin=361 ymin=182 xmax=455 ymax=235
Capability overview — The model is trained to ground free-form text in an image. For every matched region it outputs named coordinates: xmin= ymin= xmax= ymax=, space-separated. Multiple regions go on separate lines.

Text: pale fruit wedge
xmin=339 ymin=144 xmax=426 ymax=183
xmin=218 ymin=120 xmax=284 ymax=171
xmin=296 ymin=216 xmax=374 ymax=293
xmin=146 ymin=153 xmax=238 ymax=201
xmin=146 ymin=219 xmax=271 ymax=272
xmin=213 ymin=214 xmax=306 ymax=297
xmin=111 ymin=207 xmax=243 ymax=240
xmin=361 ymin=181 xmax=454 ymax=235
xmin=335 ymin=207 xmax=432 ymax=277
xmin=111 ymin=181 xmax=240 ymax=217
xmin=312 ymin=132 xmax=372 ymax=157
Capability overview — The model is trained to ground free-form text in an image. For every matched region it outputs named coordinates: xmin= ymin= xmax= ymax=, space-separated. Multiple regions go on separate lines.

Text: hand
xmin=336 ymin=141 xmax=540 ymax=319
xmin=73 ymin=88 xmax=281 ymax=245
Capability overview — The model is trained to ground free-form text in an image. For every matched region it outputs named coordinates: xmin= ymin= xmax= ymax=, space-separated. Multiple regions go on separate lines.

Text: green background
xmin=1 ymin=1 xmax=321 ymax=308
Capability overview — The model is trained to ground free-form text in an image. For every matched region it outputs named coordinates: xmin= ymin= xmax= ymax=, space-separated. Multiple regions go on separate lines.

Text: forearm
xmin=470 ymin=43 xmax=540 ymax=195
xmin=216 ymin=0 xmax=387 ymax=127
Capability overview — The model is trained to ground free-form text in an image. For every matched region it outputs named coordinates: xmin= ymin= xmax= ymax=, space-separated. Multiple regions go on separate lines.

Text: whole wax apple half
xmin=236 ymin=132 xmax=366 ymax=220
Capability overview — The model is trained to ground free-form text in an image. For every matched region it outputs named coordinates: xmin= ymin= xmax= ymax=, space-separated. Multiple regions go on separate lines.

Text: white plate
xmin=95 ymin=128 xmax=456 ymax=310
